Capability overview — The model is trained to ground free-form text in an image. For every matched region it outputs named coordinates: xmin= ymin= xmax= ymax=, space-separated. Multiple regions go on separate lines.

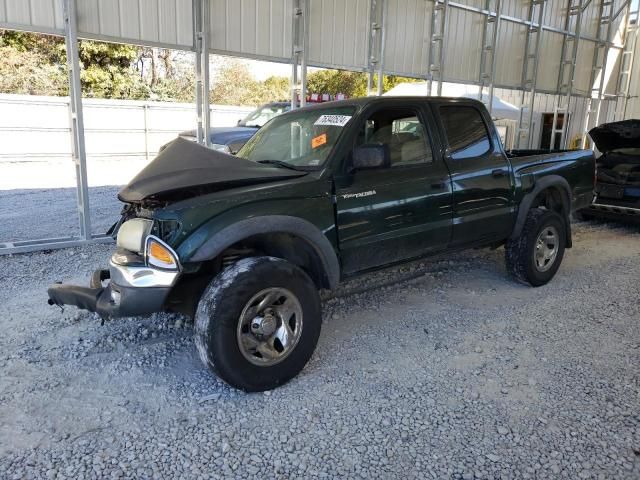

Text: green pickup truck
xmin=48 ymin=96 xmax=595 ymax=391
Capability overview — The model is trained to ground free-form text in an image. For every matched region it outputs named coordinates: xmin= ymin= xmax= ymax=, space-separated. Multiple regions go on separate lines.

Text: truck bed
xmin=505 ymin=149 xmax=575 ymax=158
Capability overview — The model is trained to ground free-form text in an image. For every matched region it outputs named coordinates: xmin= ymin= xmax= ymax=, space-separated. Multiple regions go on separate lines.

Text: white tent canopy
xmin=384 ymin=82 xmax=521 ymax=121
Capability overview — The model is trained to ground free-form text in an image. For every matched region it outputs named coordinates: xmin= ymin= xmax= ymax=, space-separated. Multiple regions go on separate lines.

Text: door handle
xmin=492 ymin=169 xmax=507 ymax=178
xmin=430 ymin=182 xmax=446 ymax=190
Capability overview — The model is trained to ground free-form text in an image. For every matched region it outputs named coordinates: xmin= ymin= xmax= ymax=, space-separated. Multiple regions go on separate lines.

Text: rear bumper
xmin=47 ymin=257 xmax=179 ymax=319
xmin=583 ymin=202 xmax=640 ymax=223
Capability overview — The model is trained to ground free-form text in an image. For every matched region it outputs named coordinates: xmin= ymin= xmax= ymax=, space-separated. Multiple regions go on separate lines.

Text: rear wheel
xmin=505 ymin=208 xmax=566 ymax=286
xmin=195 ymin=256 xmax=321 ymax=392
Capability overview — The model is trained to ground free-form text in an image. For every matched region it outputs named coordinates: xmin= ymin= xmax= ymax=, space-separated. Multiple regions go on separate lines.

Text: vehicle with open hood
xmin=577 ymin=119 xmax=640 ymax=222
xmin=48 ymin=96 xmax=595 ymax=391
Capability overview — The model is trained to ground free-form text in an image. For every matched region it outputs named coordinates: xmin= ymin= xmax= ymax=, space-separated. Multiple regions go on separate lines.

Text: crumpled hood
xmin=118 ymin=137 xmax=305 ymax=203
xmin=589 ymin=119 xmax=640 ymax=152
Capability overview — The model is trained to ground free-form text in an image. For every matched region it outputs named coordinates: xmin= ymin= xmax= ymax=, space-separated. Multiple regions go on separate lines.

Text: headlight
xmin=145 ymin=235 xmax=180 ymax=271
xmin=116 ymin=218 xmax=152 ymax=253
xmin=211 ymin=143 xmax=231 ymax=154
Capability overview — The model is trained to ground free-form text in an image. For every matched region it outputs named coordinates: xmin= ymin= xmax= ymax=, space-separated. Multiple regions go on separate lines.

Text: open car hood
xmin=118 ymin=137 xmax=306 ymax=203
xmin=589 ymin=119 xmax=640 ymax=153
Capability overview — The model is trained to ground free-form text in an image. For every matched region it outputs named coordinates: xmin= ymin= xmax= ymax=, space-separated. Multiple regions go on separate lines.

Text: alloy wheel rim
xmin=236 ymin=288 xmax=304 ymax=366
xmin=533 ymin=225 xmax=559 ymax=272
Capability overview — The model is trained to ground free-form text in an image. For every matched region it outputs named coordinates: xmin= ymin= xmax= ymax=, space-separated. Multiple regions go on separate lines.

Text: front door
xmin=436 ymin=103 xmax=515 ymax=246
xmin=334 ymin=105 xmax=453 ymax=274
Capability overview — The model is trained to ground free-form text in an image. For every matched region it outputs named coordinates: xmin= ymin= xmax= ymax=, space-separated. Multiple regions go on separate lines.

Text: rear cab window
xmin=439 ymin=105 xmax=492 ymax=160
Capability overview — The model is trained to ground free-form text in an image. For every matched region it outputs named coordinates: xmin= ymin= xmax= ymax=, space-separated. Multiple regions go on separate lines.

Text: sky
xmin=245 ymin=59 xmax=293 ymax=81
xmin=211 ymin=55 xmax=321 ymax=81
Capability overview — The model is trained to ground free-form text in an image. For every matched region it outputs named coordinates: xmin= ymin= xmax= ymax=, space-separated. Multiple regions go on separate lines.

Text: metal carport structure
xmin=0 ymin=0 xmax=638 ymax=254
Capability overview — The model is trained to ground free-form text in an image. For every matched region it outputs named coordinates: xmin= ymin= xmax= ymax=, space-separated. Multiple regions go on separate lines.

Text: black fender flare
xmin=510 ymin=175 xmax=573 ymax=248
xmin=190 ymin=215 xmax=341 ymax=289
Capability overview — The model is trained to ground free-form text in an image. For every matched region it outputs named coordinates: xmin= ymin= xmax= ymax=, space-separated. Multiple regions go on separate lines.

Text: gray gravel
xmin=1 ymin=219 xmax=639 ymax=479
xmin=0 ymin=186 xmax=121 ymax=243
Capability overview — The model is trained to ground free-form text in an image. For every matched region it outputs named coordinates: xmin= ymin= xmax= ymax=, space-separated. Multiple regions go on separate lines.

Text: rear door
xmin=435 ymin=103 xmax=515 ymax=246
xmin=334 ymin=103 xmax=453 ymax=274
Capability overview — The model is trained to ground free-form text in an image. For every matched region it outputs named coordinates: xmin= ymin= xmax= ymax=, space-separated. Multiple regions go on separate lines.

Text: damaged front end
xmin=47 ymin=218 xmax=181 ymax=320
xmin=47 ymin=138 xmax=306 ymax=319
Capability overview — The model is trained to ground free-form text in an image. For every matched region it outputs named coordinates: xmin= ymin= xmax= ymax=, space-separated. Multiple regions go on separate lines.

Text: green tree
xmin=209 ymin=60 xmax=289 ymax=106
xmin=74 ymin=39 xmax=148 ymax=98
xmin=307 ymin=69 xmax=367 ymax=97
xmin=0 ymin=31 xmax=421 ymax=104
xmin=0 ymin=30 xmax=195 ymax=101
xmin=306 ymin=68 xmax=420 ymax=98
xmin=0 ymin=46 xmax=67 ymax=95
xmin=0 ymin=31 xmax=67 ymax=95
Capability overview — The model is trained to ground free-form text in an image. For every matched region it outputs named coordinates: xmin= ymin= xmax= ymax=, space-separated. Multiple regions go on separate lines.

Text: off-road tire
xmin=195 ymin=256 xmax=321 ymax=392
xmin=505 ymin=208 xmax=566 ymax=287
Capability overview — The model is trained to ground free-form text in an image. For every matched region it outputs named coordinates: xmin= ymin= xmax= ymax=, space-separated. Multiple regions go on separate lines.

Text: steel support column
xmin=376 ymin=0 xmax=387 ymax=95
xmin=62 ymin=0 xmax=91 ymax=240
xmin=290 ymin=0 xmax=309 ymax=109
xmin=367 ymin=0 xmax=385 ymax=96
xmin=193 ymin=0 xmax=210 ymax=146
xmin=427 ymin=0 xmax=449 ymax=96
xmin=301 ymin=0 xmax=309 ymax=107
xmin=516 ymin=0 xmax=546 ymax=149
xmin=582 ymin=0 xmax=616 ymax=148
xmin=614 ymin=1 xmax=639 ymax=120
xmin=202 ymin=0 xmax=211 ymax=146
xmin=478 ymin=0 xmax=502 ymax=115
xmin=552 ymin=0 xmax=585 ymax=149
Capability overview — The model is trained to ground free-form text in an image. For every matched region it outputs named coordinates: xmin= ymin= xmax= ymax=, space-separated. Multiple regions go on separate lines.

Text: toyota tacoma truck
xmin=48 ymin=97 xmax=595 ymax=391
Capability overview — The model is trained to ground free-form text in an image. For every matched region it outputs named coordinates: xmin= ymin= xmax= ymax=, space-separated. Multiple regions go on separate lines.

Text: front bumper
xmin=47 ymin=256 xmax=179 ymax=319
xmin=581 ymin=182 xmax=640 ymax=223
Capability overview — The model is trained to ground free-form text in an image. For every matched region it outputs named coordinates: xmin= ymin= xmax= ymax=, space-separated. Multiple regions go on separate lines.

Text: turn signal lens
xmin=146 ymin=236 xmax=179 ymax=270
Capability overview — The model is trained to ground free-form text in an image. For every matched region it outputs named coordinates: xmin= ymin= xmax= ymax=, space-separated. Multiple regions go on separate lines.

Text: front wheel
xmin=505 ymin=208 xmax=567 ymax=287
xmin=195 ymin=256 xmax=321 ymax=392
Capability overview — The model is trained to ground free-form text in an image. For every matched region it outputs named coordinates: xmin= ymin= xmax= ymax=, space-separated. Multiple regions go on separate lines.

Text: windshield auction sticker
xmin=311 ymin=133 xmax=327 ymax=149
xmin=314 ymin=115 xmax=352 ymax=127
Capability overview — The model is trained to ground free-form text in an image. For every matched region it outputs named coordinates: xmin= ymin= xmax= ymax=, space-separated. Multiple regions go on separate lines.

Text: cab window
xmin=439 ymin=105 xmax=491 ymax=160
xmin=356 ymin=108 xmax=433 ymax=166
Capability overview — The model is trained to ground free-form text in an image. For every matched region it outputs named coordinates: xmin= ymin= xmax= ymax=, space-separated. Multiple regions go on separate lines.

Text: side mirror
xmin=352 ymin=144 xmax=390 ymax=170
xmin=237 ymin=119 xmax=242 ymax=125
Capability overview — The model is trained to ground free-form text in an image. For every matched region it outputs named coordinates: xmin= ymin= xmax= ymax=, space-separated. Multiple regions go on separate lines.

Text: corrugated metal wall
xmin=208 ymin=0 xmax=292 ymax=62
xmin=443 ymin=7 xmax=484 ymax=83
xmin=0 ymin=0 xmax=64 ymax=33
xmin=0 ymin=0 xmax=636 ymax=102
xmin=383 ymin=0 xmax=431 ymax=77
xmin=0 ymin=1 xmax=630 ymax=90
xmin=77 ymin=0 xmax=193 ymax=48
xmin=307 ymin=0 xmax=370 ymax=70
xmin=0 ymin=0 xmax=193 ymax=47
xmin=623 ymin=17 xmax=640 ymax=119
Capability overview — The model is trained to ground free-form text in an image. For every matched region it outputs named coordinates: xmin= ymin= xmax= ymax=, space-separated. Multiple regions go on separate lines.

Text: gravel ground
xmin=0 ymin=219 xmax=639 ymax=479
xmin=0 ymin=186 xmax=121 ymax=244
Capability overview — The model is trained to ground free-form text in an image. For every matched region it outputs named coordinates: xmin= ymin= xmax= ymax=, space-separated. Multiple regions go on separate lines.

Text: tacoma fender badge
xmin=341 ymin=190 xmax=377 ymax=199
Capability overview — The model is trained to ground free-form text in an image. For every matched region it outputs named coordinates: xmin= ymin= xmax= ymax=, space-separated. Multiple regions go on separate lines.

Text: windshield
xmin=240 ymin=104 xmax=290 ymax=128
xmin=236 ymin=106 xmax=356 ymax=168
